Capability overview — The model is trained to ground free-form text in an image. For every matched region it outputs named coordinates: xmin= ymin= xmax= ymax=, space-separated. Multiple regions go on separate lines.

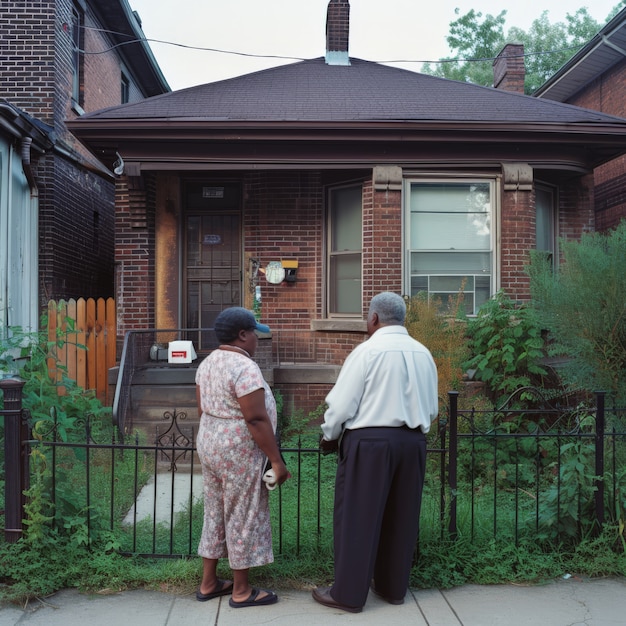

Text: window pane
xmin=330 ymin=254 xmax=361 ymax=314
xmin=411 ymin=252 xmax=491 ymax=274
xmin=430 ymin=276 xmax=474 ymax=292
xmin=475 ymin=275 xmax=490 ymax=311
xmin=410 ymin=213 xmax=490 ymax=249
xmin=410 ymin=183 xmax=490 ymax=213
xmin=536 ymin=186 xmax=554 ymax=252
xmin=430 ymin=292 xmax=474 ymax=314
xmin=331 ymin=186 xmax=362 ymax=252
xmin=410 ymin=182 xmax=490 ymax=249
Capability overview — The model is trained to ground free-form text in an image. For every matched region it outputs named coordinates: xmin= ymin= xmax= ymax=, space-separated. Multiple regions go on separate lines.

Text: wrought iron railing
xmin=7 ymin=390 xmax=624 ymax=558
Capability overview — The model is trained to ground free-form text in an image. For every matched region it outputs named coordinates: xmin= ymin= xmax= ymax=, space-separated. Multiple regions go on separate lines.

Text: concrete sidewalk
xmin=2 ymin=576 xmax=625 ymax=625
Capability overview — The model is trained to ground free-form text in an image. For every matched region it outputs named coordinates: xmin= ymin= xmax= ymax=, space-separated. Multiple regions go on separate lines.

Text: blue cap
xmin=213 ymin=307 xmax=270 ymax=342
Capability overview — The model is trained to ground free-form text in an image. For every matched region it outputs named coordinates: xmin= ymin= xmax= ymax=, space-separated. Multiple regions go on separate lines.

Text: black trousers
xmin=330 ymin=426 xmax=427 ymax=608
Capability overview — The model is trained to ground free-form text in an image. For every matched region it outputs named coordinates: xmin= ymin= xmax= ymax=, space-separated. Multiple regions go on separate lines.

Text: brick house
xmin=0 ymin=0 xmax=168 ymax=333
xmin=534 ymin=6 xmax=626 ymax=231
xmin=68 ymin=0 xmax=626 ymax=419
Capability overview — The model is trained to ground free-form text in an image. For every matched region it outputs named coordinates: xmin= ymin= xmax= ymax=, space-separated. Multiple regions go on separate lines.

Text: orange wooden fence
xmin=47 ymin=298 xmax=116 ymax=405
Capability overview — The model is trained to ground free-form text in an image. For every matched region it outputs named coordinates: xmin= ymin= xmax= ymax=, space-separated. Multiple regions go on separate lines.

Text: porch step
xmin=110 ymin=363 xmax=340 ymax=434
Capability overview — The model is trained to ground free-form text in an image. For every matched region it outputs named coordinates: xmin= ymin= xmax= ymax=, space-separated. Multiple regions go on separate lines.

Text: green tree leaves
xmin=421 ymin=5 xmax=621 ymax=93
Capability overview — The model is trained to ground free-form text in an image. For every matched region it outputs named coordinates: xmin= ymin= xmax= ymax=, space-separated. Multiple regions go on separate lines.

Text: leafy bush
xmin=527 ymin=221 xmax=626 ymax=405
xmin=463 ymin=291 xmax=548 ymax=403
xmin=405 ymin=291 xmax=470 ymax=403
xmin=1 ymin=322 xmax=133 ymax=552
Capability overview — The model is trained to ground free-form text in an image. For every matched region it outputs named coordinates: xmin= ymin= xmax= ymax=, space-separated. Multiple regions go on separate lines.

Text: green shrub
xmin=527 ymin=221 xmax=626 ymax=405
xmin=463 ymin=291 xmax=548 ymax=403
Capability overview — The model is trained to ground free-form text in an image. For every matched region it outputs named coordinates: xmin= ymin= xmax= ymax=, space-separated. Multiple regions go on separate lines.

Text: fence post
xmin=447 ymin=391 xmax=459 ymax=539
xmin=1 ymin=376 xmax=29 ymax=543
xmin=594 ymin=390 xmax=606 ymax=534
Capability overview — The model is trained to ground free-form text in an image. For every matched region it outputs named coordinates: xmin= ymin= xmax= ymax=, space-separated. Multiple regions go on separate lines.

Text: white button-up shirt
xmin=321 ymin=325 xmax=439 ymax=441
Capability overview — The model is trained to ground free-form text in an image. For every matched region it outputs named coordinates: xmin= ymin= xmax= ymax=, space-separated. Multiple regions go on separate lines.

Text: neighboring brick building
xmin=0 ymin=0 xmax=168 ymax=333
xmin=69 ymin=0 xmax=626 ymax=416
xmin=534 ymin=7 xmax=626 ymax=231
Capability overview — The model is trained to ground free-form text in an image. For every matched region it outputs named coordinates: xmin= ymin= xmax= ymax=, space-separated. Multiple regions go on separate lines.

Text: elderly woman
xmin=195 ymin=307 xmax=289 ymax=608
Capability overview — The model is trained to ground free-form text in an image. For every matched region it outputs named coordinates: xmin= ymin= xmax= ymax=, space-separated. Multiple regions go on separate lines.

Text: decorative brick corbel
xmin=502 ymin=162 xmax=533 ymax=191
xmin=373 ymin=165 xmax=403 ymax=191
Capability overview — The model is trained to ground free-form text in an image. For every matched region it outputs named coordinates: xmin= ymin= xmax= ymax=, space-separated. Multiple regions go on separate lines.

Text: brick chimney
xmin=493 ymin=43 xmax=525 ymax=93
xmin=325 ymin=0 xmax=350 ymax=66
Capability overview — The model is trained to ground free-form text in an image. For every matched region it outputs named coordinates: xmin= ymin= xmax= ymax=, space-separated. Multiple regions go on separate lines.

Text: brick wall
xmin=275 ymin=382 xmax=333 ymax=417
xmin=562 ymin=58 xmax=626 ymax=231
xmin=558 ymin=175 xmax=595 ymax=243
xmin=114 ymin=174 xmax=156 ymax=334
xmin=594 ymin=172 xmax=626 ymax=231
xmin=245 ymin=170 xmax=324 ymax=329
xmin=364 ymin=183 xmax=402 ymax=303
xmin=499 ymin=189 xmax=534 ymax=300
xmin=38 ymin=154 xmax=115 ymax=304
xmin=0 ymin=1 xmax=56 ymax=122
xmin=0 ymin=1 xmax=129 ymax=310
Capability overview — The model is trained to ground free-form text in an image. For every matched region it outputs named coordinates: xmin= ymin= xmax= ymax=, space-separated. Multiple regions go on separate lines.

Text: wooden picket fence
xmin=46 ymin=298 xmax=116 ymax=404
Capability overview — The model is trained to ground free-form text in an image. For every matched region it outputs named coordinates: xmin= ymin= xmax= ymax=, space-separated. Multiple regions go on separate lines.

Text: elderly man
xmin=312 ymin=292 xmax=439 ymax=613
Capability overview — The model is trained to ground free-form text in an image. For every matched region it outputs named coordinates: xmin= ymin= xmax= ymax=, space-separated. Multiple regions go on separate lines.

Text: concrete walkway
xmin=2 ymin=576 xmax=625 ymax=625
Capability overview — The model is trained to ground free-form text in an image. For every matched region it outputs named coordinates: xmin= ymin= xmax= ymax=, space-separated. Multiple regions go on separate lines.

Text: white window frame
xmin=403 ymin=177 xmax=498 ymax=315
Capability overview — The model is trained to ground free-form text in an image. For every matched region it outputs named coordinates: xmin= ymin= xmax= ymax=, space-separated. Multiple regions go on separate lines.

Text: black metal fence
xmin=2 ymin=387 xmax=625 ymax=557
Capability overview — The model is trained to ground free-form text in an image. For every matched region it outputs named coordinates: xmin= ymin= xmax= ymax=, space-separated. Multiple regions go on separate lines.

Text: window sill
xmin=311 ymin=319 xmax=368 ymax=333
xmin=71 ymin=100 xmax=85 ymax=116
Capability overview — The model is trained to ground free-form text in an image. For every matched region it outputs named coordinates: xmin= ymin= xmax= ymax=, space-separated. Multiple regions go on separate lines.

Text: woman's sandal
xmin=228 ymin=587 xmax=278 ymax=608
xmin=196 ymin=578 xmax=234 ymax=601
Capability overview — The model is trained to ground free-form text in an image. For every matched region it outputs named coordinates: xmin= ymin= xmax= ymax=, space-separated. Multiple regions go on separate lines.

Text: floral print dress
xmin=195 ymin=349 xmax=277 ymax=569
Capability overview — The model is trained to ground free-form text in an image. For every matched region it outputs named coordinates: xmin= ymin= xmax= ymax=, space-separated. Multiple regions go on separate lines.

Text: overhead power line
xmin=77 ymin=24 xmax=583 ymax=66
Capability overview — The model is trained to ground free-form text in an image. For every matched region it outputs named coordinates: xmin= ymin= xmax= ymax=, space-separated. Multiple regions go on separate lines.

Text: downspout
xmin=20 ymin=136 xmax=38 ymax=197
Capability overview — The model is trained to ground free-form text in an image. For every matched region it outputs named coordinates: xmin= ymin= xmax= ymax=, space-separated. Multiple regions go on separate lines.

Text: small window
xmin=327 ymin=185 xmax=362 ymax=315
xmin=121 ymin=73 xmax=130 ymax=104
xmin=535 ymin=183 xmax=557 ymax=269
xmin=71 ymin=4 xmax=84 ymax=106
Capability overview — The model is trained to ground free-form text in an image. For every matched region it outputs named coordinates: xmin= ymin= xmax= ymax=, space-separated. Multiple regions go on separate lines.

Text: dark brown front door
xmin=184 ymin=183 xmax=241 ymax=351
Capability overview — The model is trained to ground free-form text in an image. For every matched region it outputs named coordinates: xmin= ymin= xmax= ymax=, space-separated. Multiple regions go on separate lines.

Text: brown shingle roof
xmin=79 ymin=57 xmax=624 ymax=126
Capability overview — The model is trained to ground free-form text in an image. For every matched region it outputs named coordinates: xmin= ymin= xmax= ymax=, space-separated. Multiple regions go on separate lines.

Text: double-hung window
xmin=327 ymin=184 xmax=362 ymax=316
xmin=406 ymin=179 xmax=495 ymax=315
xmin=535 ymin=183 xmax=557 ymax=269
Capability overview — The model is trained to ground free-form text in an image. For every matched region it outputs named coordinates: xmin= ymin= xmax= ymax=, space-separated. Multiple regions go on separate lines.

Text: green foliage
xmin=527 ymin=221 xmax=626 ymax=405
xmin=421 ymin=6 xmax=614 ymax=93
xmin=535 ymin=440 xmax=596 ymax=542
xmin=405 ymin=291 xmax=470 ymax=402
xmin=463 ymin=291 xmax=548 ymax=402
xmin=421 ymin=8 xmax=506 ymax=86
xmin=1 ymin=322 xmax=135 ymax=564
xmin=413 ymin=530 xmax=626 ymax=588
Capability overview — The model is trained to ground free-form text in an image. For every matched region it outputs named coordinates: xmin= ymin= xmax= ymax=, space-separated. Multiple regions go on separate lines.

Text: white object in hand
xmin=262 ymin=468 xmax=277 ymax=490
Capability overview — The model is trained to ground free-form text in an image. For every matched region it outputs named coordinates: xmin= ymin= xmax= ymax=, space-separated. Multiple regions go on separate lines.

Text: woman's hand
xmin=239 ymin=388 xmax=291 ymax=486
xmin=269 ymin=460 xmax=290 ymax=486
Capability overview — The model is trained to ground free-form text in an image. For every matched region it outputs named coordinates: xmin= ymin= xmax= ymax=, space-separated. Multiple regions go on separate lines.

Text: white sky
xmin=127 ymin=0 xmax=624 ymax=91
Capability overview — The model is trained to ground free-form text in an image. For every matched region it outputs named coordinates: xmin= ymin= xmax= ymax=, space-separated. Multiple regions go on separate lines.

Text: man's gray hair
xmin=369 ymin=292 xmax=406 ymax=325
